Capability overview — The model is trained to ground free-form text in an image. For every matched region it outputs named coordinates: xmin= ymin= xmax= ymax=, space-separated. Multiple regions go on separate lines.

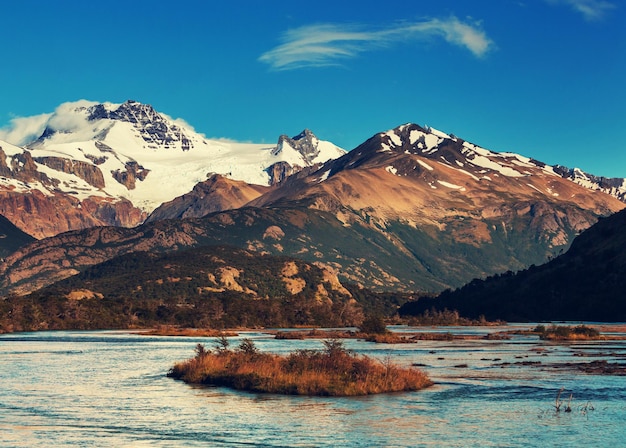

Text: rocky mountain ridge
xmin=2 ymin=123 xmax=624 ymax=297
xmin=250 ymin=123 xmax=624 ymax=248
xmin=0 ymin=100 xmax=345 ymax=238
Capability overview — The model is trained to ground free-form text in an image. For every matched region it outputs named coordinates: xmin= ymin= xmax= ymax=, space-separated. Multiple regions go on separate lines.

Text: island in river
xmin=168 ymin=337 xmax=433 ymax=396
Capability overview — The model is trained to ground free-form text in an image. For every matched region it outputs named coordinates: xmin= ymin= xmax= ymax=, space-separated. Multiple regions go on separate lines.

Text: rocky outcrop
xmin=83 ymin=197 xmax=147 ymax=228
xmin=0 ymin=191 xmax=146 ymax=239
xmin=6 ymin=151 xmax=51 ymax=184
xmin=267 ymin=161 xmax=299 ymax=186
xmin=34 ymin=156 xmax=106 ymax=188
xmin=0 ymin=148 xmax=12 ymax=176
xmin=111 ymin=161 xmax=150 ymax=190
xmin=274 ymin=129 xmax=321 ymax=165
xmin=89 ymin=100 xmax=193 ymax=150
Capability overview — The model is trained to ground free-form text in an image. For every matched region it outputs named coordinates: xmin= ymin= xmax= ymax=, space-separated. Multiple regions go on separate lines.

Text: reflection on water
xmin=1 ymin=326 xmax=626 ymax=447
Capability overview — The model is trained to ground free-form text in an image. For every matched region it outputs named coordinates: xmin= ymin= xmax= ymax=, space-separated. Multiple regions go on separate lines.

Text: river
xmin=1 ymin=325 xmax=625 ymax=447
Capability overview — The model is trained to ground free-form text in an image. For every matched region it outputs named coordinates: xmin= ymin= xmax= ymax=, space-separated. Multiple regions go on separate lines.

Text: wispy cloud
xmin=259 ymin=17 xmax=494 ymax=71
xmin=547 ymin=0 xmax=616 ymax=21
xmin=0 ymin=113 xmax=51 ymax=146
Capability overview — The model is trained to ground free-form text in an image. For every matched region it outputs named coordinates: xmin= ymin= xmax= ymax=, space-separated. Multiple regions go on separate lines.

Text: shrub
xmin=538 ymin=324 xmax=601 ymax=340
xmin=195 ymin=343 xmax=208 ymax=358
xmin=168 ymin=338 xmax=432 ymax=396
xmin=214 ymin=334 xmax=230 ymax=353
xmin=572 ymin=325 xmax=600 ymax=338
xmin=359 ymin=315 xmax=389 ymax=335
xmin=237 ymin=338 xmax=259 ymax=356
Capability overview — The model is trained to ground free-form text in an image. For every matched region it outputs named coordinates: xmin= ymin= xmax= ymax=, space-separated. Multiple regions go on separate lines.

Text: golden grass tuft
xmin=168 ymin=339 xmax=432 ymax=396
xmin=535 ymin=324 xmax=603 ymax=341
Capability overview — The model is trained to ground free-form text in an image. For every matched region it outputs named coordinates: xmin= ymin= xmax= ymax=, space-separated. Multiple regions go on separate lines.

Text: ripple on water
xmin=1 ymin=327 xmax=626 ymax=446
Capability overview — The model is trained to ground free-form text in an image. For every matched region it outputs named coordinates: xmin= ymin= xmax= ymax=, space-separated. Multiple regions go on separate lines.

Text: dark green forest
xmin=0 ymin=246 xmax=407 ymax=333
xmin=400 ymin=209 xmax=626 ymax=322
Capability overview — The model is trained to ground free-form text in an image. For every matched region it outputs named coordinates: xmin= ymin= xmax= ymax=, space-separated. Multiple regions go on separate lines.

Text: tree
xmin=358 ymin=315 xmax=388 ymax=334
xmin=214 ymin=334 xmax=230 ymax=354
xmin=237 ymin=338 xmax=259 ymax=356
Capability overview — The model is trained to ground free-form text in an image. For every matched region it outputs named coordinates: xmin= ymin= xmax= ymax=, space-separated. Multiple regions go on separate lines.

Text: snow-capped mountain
xmin=24 ymin=99 xmax=345 ymax=209
xmin=3 ymin=123 xmax=626 ymax=296
xmin=553 ymin=165 xmax=626 ymax=202
xmin=0 ymin=100 xmax=345 ymax=237
xmin=251 ymin=123 xmax=625 ymax=248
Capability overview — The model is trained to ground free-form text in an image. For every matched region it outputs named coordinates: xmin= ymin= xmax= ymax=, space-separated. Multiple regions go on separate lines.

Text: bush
xmin=237 ymin=338 xmax=259 ymax=356
xmin=533 ymin=324 xmax=546 ymax=334
xmin=359 ymin=315 xmax=389 ymax=334
xmin=168 ymin=338 xmax=432 ymax=396
xmin=538 ymin=324 xmax=601 ymax=340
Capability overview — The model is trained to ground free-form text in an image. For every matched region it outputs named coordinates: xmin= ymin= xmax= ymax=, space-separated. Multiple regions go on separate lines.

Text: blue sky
xmin=1 ymin=0 xmax=624 ymax=176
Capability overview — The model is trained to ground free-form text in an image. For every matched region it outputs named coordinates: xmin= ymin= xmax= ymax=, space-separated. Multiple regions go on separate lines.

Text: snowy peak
xmin=377 ymin=123 xmax=626 ymax=201
xmin=371 ymin=123 xmax=576 ymax=181
xmin=89 ymin=100 xmax=193 ymax=151
xmin=0 ymin=100 xmax=347 ymax=237
xmin=90 ymin=100 xmax=159 ymax=123
xmin=334 ymin=122 xmax=533 ymax=181
xmin=274 ymin=129 xmax=345 ymax=166
xmin=30 ymin=100 xmax=195 ymax=151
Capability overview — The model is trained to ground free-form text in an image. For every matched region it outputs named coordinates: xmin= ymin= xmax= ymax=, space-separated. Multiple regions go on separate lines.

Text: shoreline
xmin=131 ymin=323 xmax=626 ymax=342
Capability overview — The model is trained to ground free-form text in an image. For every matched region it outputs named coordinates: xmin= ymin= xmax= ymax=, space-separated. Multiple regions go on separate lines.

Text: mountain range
xmin=1 ymin=102 xmax=625 ymax=305
xmin=0 ymin=100 xmax=344 ymax=238
xmin=2 ymin=97 xmax=626 ymax=333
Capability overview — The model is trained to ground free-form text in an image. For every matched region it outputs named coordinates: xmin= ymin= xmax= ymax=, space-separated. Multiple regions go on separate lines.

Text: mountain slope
xmin=399 ymin=207 xmax=626 ymax=321
xmin=0 ymin=245 xmax=375 ymax=332
xmin=251 ymin=123 xmax=624 ymax=255
xmin=0 ymin=214 xmax=35 ymax=258
xmin=0 ymin=206 xmax=450 ymax=296
xmin=0 ymin=100 xmax=345 ymax=237
xmin=0 ymin=138 xmax=145 ymax=238
xmin=146 ymin=174 xmax=269 ymax=221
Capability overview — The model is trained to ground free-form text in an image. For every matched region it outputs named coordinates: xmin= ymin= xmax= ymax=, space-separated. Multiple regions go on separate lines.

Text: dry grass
xmin=535 ymin=324 xmax=603 ymax=341
xmin=168 ymin=339 xmax=432 ymax=396
xmin=142 ymin=326 xmax=239 ymax=337
xmin=274 ymin=329 xmax=356 ymax=340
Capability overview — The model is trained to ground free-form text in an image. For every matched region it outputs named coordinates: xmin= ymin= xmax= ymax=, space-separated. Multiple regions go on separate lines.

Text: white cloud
xmin=547 ymin=0 xmax=616 ymax=20
xmin=161 ymin=113 xmax=204 ymax=136
xmin=406 ymin=17 xmax=493 ymax=57
xmin=0 ymin=100 xmax=115 ymax=146
xmin=259 ymin=17 xmax=494 ymax=71
xmin=47 ymin=100 xmax=98 ymax=133
xmin=0 ymin=113 xmax=51 ymax=146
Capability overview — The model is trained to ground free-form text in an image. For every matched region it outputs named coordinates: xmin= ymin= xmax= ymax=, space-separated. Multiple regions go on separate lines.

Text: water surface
xmin=1 ymin=326 xmax=625 ymax=447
